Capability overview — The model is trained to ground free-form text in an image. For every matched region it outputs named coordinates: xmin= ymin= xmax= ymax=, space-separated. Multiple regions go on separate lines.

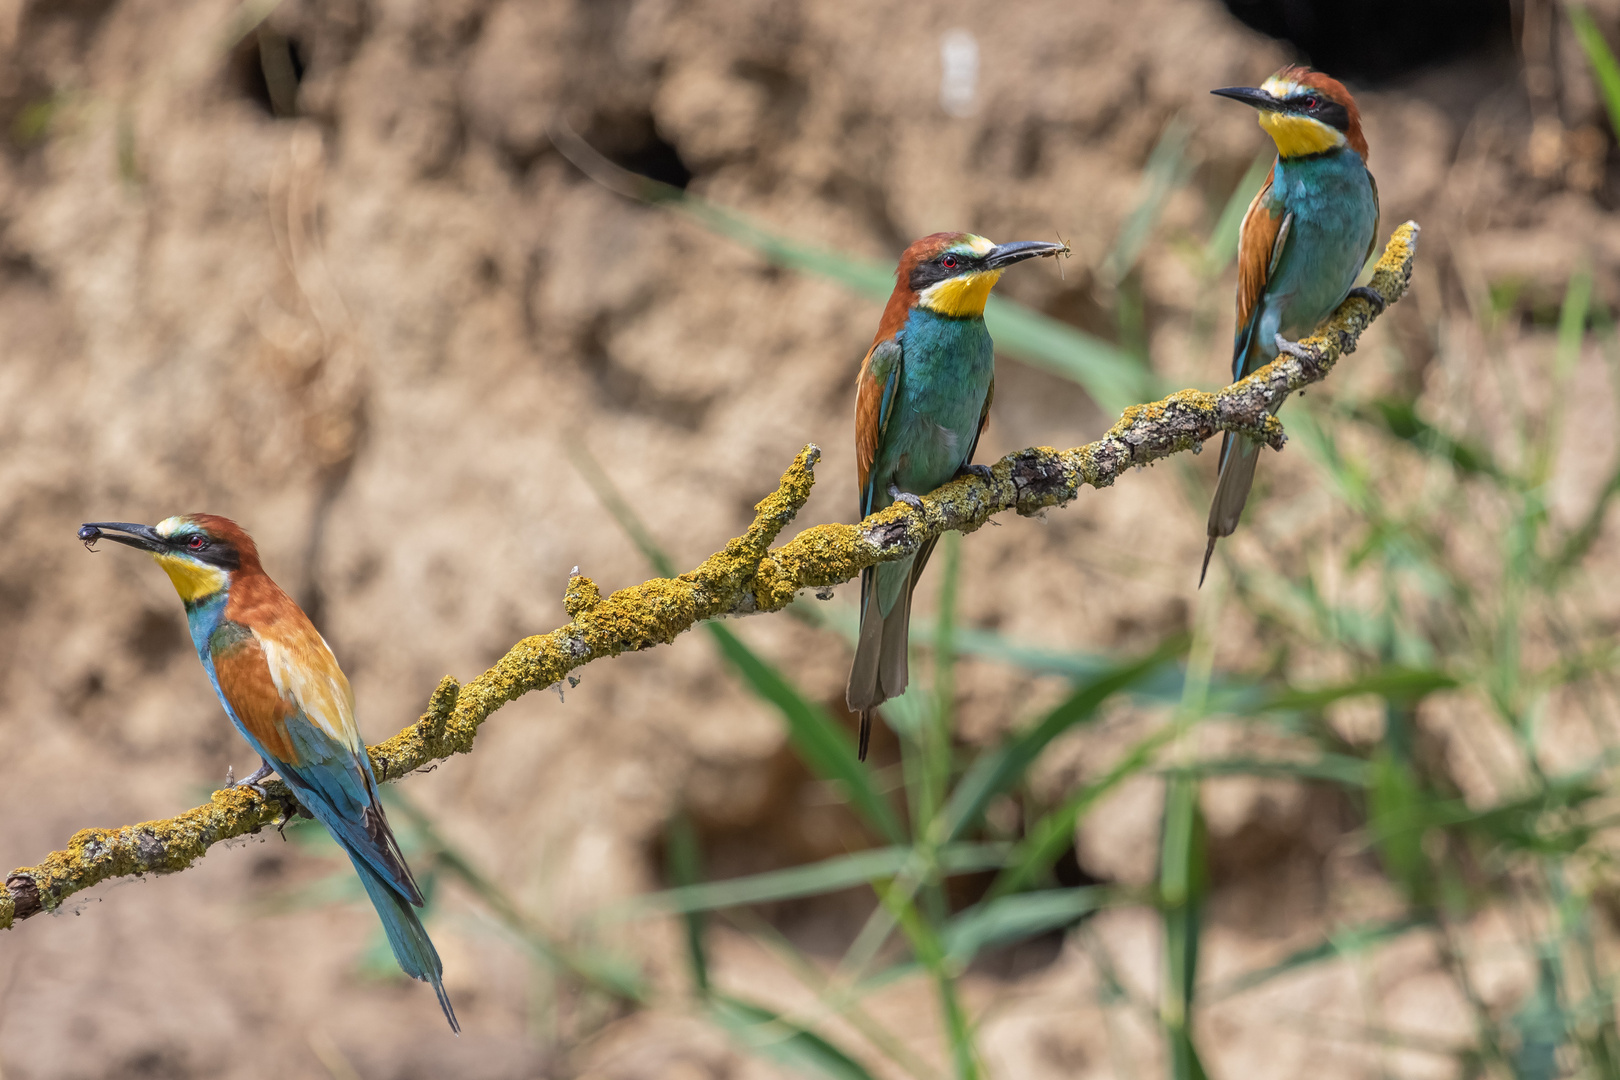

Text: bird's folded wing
xmin=214 ymin=624 xmax=423 ymax=904
xmin=1365 ymin=171 xmax=1381 ymax=266
xmin=856 ymin=337 xmax=904 ymax=518
xmin=212 ymin=631 xmax=305 ymax=766
xmin=1233 ymin=164 xmax=1291 ymax=378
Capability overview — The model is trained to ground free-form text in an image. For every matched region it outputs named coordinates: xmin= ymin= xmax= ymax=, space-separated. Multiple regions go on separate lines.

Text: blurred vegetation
xmin=282 ymin=19 xmax=1620 ymax=1080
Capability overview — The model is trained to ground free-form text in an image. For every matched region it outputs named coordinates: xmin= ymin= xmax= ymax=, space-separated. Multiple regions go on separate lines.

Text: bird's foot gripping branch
xmin=0 ymin=222 xmax=1417 ymax=931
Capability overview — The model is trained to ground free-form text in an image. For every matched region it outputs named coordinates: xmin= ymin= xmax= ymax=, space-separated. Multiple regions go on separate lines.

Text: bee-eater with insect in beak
xmin=1202 ymin=66 xmax=1381 ymax=584
xmin=846 ymin=233 xmax=1068 ymax=760
xmin=78 ymin=515 xmax=458 ymax=1033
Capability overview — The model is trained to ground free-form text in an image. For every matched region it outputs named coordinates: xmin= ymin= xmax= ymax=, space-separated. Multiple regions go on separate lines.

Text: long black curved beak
xmin=80 ymin=521 xmax=165 ymax=553
xmin=984 ymin=240 xmax=1070 ymax=270
xmin=1211 ymin=86 xmax=1282 ymax=112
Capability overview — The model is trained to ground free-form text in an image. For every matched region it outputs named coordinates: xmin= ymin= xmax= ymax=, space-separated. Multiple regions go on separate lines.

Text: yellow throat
xmin=153 ymin=553 xmax=227 ymax=603
xmin=919 ymin=269 xmax=1003 ymax=318
xmin=1258 ymin=111 xmax=1343 ymax=158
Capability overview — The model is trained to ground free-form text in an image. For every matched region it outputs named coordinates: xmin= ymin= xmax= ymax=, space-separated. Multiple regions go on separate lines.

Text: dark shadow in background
xmin=1222 ymin=0 xmax=1515 ymax=83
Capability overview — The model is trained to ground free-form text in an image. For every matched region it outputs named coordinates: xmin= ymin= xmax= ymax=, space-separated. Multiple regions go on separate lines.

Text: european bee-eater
xmin=1202 ymin=66 xmax=1381 ymax=583
xmin=79 ymin=516 xmax=458 ymax=1032
xmin=846 ymin=232 xmax=1068 ymax=760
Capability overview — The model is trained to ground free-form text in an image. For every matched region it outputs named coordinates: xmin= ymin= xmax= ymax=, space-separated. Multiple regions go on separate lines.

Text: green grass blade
xmin=1366 ymin=748 xmax=1433 ymax=905
xmin=694 ymin=191 xmax=1153 ymax=412
xmin=878 ymin=683 xmax=935 ymax=743
xmin=674 ymin=196 xmax=896 ymax=298
xmin=383 ymin=792 xmax=650 ymax=1002
xmin=1258 ymin=666 xmax=1455 ymax=712
xmin=926 ymin=533 xmax=962 ymax=830
xmin=982 ymin=295 xmax=1150 ymax=412
xmin=666 ymin=812 xmax=711 ymax=994
xmin=1203 ymin=153 xmax=1272 ymax=272
xmin=1160 ymin=775 xmax=1208 ymax=1080
xmin=874 ymin=880 xmax=981 ymax=1079
xmin=1101 ymin=115 xmax=1194 ymax=286
xmin=939 ymin=978 xmax=979 ymax=1080
xmin=549 ymin=123 xmax=1146 ymax=412
xmin=621 ymin=843 xmax=1009 ymax=917
xmin=1170 ymin=754 xmax=1372 ymax=787
xmin=709 ymin=622 xmax=908 ymax=844
xmin=943 ymin=887 xmax=1112 ymax=968
xmin=710 ymin=994 xmax=881 ymax=1080
xmin=914 ymin=621 xmax=1193 ymax=698
xmin=941 ymin=637 xmax=1187 ymax=843
xmin=726 ymin=909 xmax=949 ymax=1080
xmin=573 ymin=445 xmax=907 ymax=844
xmin=986 ymin=726 xmax=1177 ymax=900
xmin=806 ymin=606 xmax=1227 ymax=709
xmin=1207 ymin=915 xmax=1431 ymax=999
xmin=1510 ymin=961 xmax=1565 ymax=1080
xmin=1534 ymin=263 xmax=1593 ymax=486
xmin=1548 ymin=466 xmax=1620 ymax=576
xmin=1571 ymin=6 xmax=1620 ymax=145
xmin=1353 ymin=398 xmax=1508 ymax=481
xmin=568 ymin=442 xmax=679 ymax=577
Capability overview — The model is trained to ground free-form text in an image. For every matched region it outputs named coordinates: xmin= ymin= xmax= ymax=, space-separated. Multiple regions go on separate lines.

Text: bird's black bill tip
xmin=984 ymin=239 xmax=1071 ymax=270
xmin=1211 ymin=86 xmax=1279 ymax=111
xmin=79 ymin=521 xmax=165 ymax=553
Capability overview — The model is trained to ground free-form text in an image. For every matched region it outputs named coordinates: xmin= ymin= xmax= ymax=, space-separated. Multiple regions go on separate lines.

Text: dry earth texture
xmin=0 ymin=0 xmax=1616 ymax=1078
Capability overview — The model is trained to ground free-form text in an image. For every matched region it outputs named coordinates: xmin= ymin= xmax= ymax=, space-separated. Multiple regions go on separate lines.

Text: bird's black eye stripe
xmin=1292 ymin=94 xmax=1350 ymax=133
xmin=174 ymin=532 xmax=241 ymax=570
xmin=909 ymin=252 xmax=980 ymax=291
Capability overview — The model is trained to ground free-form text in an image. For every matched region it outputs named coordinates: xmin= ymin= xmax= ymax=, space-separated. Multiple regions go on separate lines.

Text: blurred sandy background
xmin=2 ymin=0 xmax=1616 ymax=1077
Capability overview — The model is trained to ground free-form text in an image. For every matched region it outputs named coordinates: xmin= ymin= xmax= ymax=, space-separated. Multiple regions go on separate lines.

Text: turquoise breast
xmin=1264 ymin=149 xmax=1378 ymax=346
xmin=872 ymin=308 xmax=994 ymax=502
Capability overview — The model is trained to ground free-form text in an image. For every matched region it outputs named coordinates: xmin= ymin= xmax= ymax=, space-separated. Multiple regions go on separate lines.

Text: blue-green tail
xmin=351 ymin=853 xmax=459 ymax=1033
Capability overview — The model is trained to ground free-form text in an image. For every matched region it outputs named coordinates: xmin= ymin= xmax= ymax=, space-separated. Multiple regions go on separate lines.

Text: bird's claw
xmin=1274 ymin=333 xmax=1316 ymax=361
xmin=229 ymin=761 xmax=274 ymax=797
xmin=887 ymin=483 xmax=925 ymax=512
xmin=957 ymin=463 xmax=994 ymax=483
xmin=1348 ymin=285 xmax=1386 ymax=314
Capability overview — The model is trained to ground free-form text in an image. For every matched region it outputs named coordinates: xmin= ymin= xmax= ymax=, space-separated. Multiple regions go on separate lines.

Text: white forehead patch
xmin=964 ymin=235 xmax=994 ymax=256
xmin=1261 ymin=76 xmax=1304 ymax=99
xmin=155 ymin=516 xmax=183 ymax=538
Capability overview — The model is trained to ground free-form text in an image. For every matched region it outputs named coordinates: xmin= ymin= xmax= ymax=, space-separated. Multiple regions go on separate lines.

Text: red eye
xmin=1303 ymin=96 xmax=1319 ymax=110
xmin=187 ymin=535 xmax=207 ymax=551
xmin=942 ymin=254 xmax=959 ymax=269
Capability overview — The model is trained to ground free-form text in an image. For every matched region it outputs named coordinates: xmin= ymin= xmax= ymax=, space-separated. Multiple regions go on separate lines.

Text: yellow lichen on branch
xmin=0 ymin=222 xmax=1419 ymax=931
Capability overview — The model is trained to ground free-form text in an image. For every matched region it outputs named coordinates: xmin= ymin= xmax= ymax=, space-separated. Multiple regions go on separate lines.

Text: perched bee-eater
xmin=1203 ymin=66 xmax=1381 ymax=583
xmin=79 ymin=515 xmax=458 ymax=1032
xmin=846 ymin=232 xmax=1068 ymax=760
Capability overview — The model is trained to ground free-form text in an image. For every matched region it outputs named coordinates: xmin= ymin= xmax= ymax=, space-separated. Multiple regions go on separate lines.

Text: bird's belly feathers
xmin=1266 ymin=154 xmax=1378 ymax=342
xmin=885 ymin=312 xmax=994 ymax=493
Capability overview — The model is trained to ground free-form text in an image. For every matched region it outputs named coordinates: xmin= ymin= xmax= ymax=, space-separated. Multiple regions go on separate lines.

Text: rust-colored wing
xmin=212 ymin=627 xmax=303 ymax=765
xmin=212 ymin=606 xmax=421 ymax=904
xmin=855 ymin=337 xmax=904 ymax=517
xmin=1233 ymin=163 xmax=1291 ymax=378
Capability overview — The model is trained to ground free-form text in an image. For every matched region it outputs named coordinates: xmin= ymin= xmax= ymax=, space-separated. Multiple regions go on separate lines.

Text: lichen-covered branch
xmin=0 ymin=222 xmax=1419 ymax=931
